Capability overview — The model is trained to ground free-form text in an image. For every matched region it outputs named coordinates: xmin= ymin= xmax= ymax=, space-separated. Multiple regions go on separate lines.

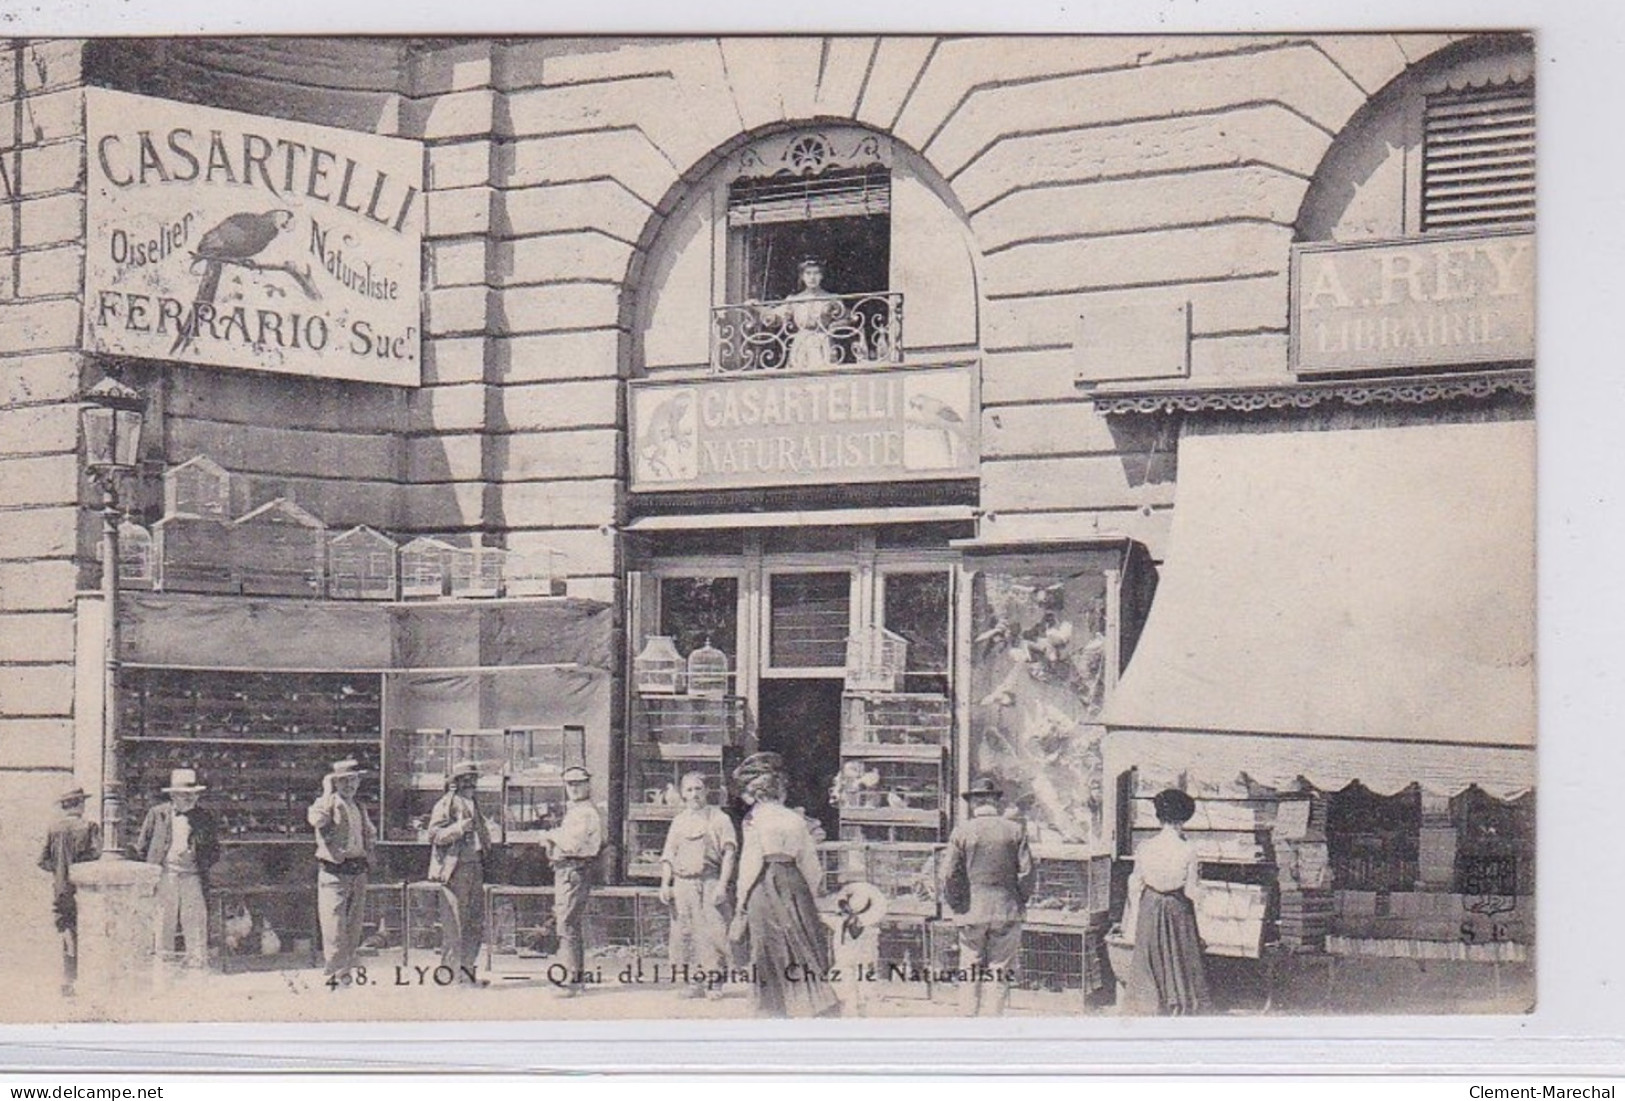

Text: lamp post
xmin=79 ymin=375 xmax=145 ymax=856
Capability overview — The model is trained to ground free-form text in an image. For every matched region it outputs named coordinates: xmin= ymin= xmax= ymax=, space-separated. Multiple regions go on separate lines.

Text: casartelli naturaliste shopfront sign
xmin=628 ymin=363 xmax=979 ymax=492
xmin=82 ymin=89 xmax=424 ymax=386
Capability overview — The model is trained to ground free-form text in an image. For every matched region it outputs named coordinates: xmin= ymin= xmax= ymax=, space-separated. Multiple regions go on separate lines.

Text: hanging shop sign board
xmin=82 ymin=89 xmax=424 ymax=386
xmin=628 ymin=362 xmax=978 ymax=492
xmin=1291 ymin=230 xmax=1533 ymax=375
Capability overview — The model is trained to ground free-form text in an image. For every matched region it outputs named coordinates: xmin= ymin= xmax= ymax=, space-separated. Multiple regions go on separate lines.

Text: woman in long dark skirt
xmin=1124 ymin=788 xmax=1211 ymax=1015
xmin=728 ymin=753 xmax=840 ymax=1018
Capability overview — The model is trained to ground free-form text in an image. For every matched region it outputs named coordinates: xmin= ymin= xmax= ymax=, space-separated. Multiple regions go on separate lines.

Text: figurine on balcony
xmin=759 ymin=258 xmax=847 ymax=370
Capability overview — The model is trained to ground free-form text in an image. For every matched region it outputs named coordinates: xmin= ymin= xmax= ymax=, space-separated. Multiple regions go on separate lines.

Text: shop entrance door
xmin=756 ymin=678 xmax=845 ymax=839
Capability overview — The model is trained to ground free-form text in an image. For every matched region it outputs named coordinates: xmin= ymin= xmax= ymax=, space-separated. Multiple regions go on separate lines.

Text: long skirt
xmin=744 ymin=860 xmax=841 ymax=1018
xmin=1125 ymin=886 xmax=1211 ymax=1015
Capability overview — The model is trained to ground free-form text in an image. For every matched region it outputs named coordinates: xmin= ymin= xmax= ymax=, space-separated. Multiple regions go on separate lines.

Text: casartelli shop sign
xmin=1291 ymin=230 xmax=1533 ymax=375
xmin=82 ymin=89 xmax=424 ymax=386
xmin=628 ymin=363 xmax=979 ymax=492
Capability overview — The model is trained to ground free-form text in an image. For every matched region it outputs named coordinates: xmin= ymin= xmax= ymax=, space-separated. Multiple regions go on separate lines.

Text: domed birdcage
xmin=633 ymin=635 xmax=683 ymax=695
xmin=686 ymin=638 xmax=729 ymax=699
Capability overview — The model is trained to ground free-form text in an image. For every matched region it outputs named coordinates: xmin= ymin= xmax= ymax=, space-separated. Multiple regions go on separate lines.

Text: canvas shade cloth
xmin=1103 ymin=727 xmax=1533 ymax=801
xmin=1101 ymin=417 xmax=1535 ymax=750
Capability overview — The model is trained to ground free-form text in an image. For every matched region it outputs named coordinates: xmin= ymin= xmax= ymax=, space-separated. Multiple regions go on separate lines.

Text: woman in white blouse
xmin=1123 ymin=788 xmax=1211 ymax=1015
xmin=728 ymin=752 xmax=840 ymax=1018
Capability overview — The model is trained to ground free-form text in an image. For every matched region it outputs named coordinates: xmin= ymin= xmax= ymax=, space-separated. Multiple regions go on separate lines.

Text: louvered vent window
xmin=1421 ymin=82 xmax=1535 ymax=232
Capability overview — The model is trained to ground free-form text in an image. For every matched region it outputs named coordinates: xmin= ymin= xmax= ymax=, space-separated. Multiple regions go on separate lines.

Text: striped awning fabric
xmin=1422 ymin=81 xmax=1535 ymax=232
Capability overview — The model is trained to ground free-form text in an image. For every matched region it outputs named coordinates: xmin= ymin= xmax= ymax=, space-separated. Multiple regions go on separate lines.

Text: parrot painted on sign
xmin=170 ymin=208 xmax=295 ymax=354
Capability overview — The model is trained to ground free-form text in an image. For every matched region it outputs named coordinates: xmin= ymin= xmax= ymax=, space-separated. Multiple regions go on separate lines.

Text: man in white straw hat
xmin=426 ymin=760 xmax=492 ymax=977
xmin=135 ymin=767 xmax=219 ymax=970
xmin=38 ymin=785 xmax=100 ymax=996
xmin=308 ymin=759 xmax=377 ymax=988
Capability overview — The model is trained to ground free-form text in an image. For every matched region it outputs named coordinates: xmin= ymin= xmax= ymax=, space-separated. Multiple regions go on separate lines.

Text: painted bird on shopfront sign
xmin=169 ymin=208 xmax=295 ymax=354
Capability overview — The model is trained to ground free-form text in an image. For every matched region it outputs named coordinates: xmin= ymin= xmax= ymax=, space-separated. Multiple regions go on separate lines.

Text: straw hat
xmin=162 ymin=768 xmax=206 ymax=793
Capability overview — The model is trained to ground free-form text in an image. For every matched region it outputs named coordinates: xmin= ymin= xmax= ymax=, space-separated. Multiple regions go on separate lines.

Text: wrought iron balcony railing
xmin=711 ymin=291 xmax=903 ymax=374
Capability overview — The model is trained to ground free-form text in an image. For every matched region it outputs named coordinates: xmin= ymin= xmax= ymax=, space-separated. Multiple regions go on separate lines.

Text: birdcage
xmin=633 ymin=635 xmax=684 ymax=695
xmin=1026 ymin=849 xmax=1110 ymax=928
xmin=841 ymin=693 xmax=951 ymax=747
xmin=405 ymin=881 xmax=450 ymax=963
xmin=860 ymin=843 xmax=944 ymax=917
xmin=449 ymin=543 xmax=505 ymax=599
xmin=685 ymin=639 xmax=730 ymax=699
xmin=628 ymin=755 xmax=728 ymax=812
xmin=117 ymin=519 xmax=154 ymax=589
xmin=844 ymin=627 xmax=907 ymax=692
xmin=359 ymin=883 xmax=407 ymax=963
xmin=504 ymin=545 xmax=566 ymax=597
xmin=399 ymin=537 xmax=456 ymax=599
xmin=230 ymin=498 xmax=325 ymax=597
xmin=634 ymin=893 xmax=673 ymax=965
xmin=154 ymin=514 xmax=234 ymax=593
xmin=327 ymin=525 xmax=398 ymax=600
xmin=486 ymin=887 xmax=558 ymax=972
xmin=163 ymin=455 xmax=231 ymax=519
xmin=814 ymin=842 xmax=867 ymax=895
xmin=208 ymin=884 xmax=319 ymax=973
xmin=632 ymin=695 xmax=744 ymax=746
xmin=832 ymin=757 xmax=944 ymax=813
xmin=584 ymin=888 xmax=643 ymax=967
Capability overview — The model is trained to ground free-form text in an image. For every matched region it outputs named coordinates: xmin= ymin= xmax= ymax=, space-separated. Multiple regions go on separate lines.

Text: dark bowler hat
xmin=961 ymin=776 xmax=1003 ymax=800
xmin=1152 ymin=788 xmax=1197 ymax=825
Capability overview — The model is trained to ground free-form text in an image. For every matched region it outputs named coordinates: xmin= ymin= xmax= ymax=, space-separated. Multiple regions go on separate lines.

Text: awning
xmin=1103 ymin=728 xmax=1534 ymax=800
xmin=1102 ymin=417 xmax=1535 ymax=749
xmin=623 ymin=504 xmax=976 ymax=531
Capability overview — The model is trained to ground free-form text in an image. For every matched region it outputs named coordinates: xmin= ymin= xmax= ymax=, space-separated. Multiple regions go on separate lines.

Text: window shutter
xmin=1421 ymin=82 xmax=1535 ymax=232
xmin=728 ymin=166 xmax=891 ymax=226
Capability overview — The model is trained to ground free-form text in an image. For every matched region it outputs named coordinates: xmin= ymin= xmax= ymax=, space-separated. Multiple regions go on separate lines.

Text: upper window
xmin=1420 ymin=81 xmax=1535 ymax=233
xmin=715 ymin=130 xmax=900 ymax=372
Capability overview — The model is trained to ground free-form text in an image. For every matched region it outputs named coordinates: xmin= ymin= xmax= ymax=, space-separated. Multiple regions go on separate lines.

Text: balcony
xmin=711 ymin=291 xmax=903 ymax=374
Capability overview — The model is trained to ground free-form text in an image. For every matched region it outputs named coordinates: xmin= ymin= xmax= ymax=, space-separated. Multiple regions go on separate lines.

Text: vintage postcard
xmin=0 ymin=31 xmax=1535 ymax=1025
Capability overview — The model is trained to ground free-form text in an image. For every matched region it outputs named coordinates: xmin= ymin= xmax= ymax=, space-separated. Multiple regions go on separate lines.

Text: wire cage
xmin=628 ymin=755 xmax=729 ymax=812
xmin=841 ymin=693 xmax=952 ymax=747
xmin=815 ymin=842 xmax=868 ymax=895
xmin=359 ymin=882 xmax=407 ymax=964
xmin=449 ymin=544 xmax=506 ymax=599
xmin=405 ymin=881 xmax=450 ymax=961
xmin=634 ymin=894 xmax=673 ymax=965
xmin=832 ymin=756 xmax=945 ymax=813
xmin=859 ymin=843 xmax=944 ymax=917
xmin=1026 ymin=851 xmax=1112 ymax=927
xmin=838 ymin=822 xmax=942 ymax=846
xmin=487 ymin=887 xmax=559 ymax=968
xmin=844 ymin=627 xmax=908 ymax=692
xmin=208 ymin=884 xmax=320 ymax=973
xmin=583 ymin=888 xmax=643 ymax=968
xmin=627 ymin=817 xmax=673 ymax=875
xmin=632 ymin=695 xmax=745 ymax=746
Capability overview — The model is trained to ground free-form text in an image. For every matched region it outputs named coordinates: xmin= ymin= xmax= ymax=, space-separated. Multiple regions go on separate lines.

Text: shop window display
xmin=968 ymin=565 xmax=1111 ymax=845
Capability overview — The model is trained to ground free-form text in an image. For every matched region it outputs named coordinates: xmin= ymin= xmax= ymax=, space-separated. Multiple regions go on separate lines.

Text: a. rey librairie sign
xmin=1291 ymin=230 xmax=1533 ymax=374
xmin=83 ymin=89 xmax=424 ymax=386
xmin=629 ymin=363 xmax=978 ymax=491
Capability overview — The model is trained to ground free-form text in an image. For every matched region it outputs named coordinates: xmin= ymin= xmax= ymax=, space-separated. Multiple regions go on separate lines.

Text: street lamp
xmin=80 ymin=374 xmax=145 ymax=855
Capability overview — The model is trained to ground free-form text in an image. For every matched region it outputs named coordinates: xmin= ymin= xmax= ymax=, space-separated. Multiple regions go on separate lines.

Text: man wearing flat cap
xmin=540 ymin=765 xmax=603 ymax=996
xmin=942 ymin=776 xmax=1034 ymax=1016
xmin=308 ymin=759 xmax=378 ymax=987
xmin=427 ymin=761 xmax=493 ymax=976
xmin=38 ymin=785 xmax=100 ymax=995
xmin=135 ymin=768 xmax=219 ymax=971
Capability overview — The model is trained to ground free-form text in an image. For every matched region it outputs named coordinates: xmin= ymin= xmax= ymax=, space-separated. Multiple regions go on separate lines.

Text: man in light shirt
xmin=658 ymin=770 xmax=737 ymax=999
xmin=135 ymin=768 xmax=219 ymax=971
xmin=308 ymin=759 xmax=378 ymax=988
xmin=427 ymin=761 xmax=493 ymax=978
xmin=542 ymin=765 xmax=603 ymax=997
